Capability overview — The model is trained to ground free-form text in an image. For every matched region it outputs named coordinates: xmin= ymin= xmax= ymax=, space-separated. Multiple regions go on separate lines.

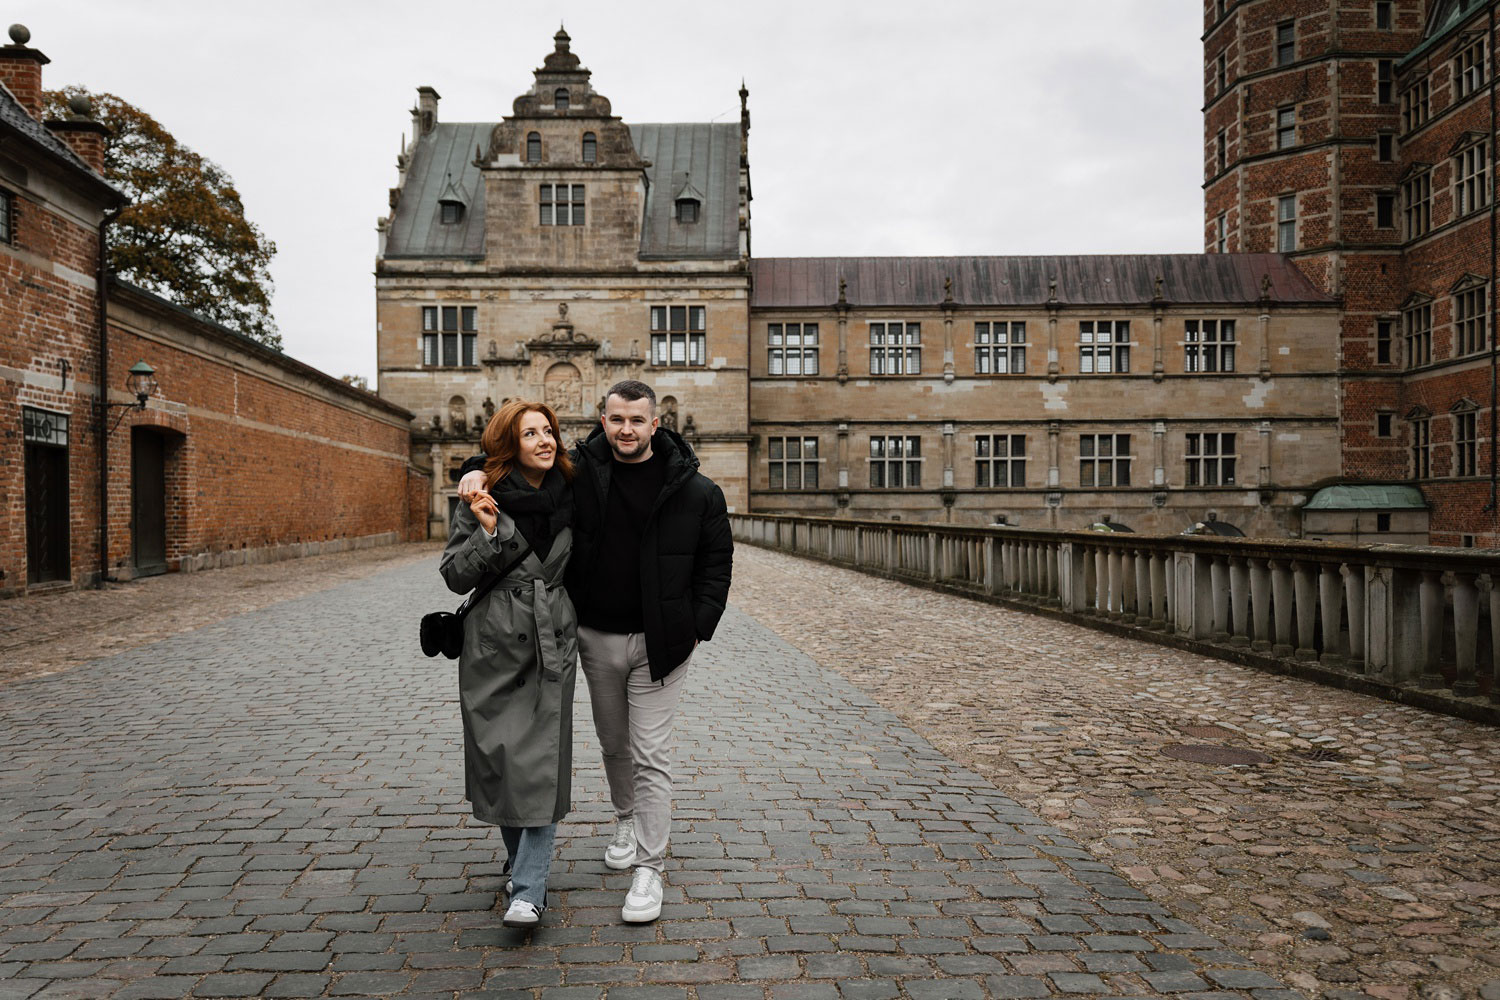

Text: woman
xmin=439 ymin=400 xmax=577 ymax=929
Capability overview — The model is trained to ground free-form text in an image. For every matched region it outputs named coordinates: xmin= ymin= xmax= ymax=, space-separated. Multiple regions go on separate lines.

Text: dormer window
xmin=526 ymin=132 xmax=542 ymax=163
xmin=440 ymin=202 xmax=464 ymax=225
xmin=554 ymin=88 xmax=570 ymax=111
xmin=437 ymin=173 xmax=468 ymax=226
xmin=582 ymin=132 xmax=597 ymax=164
xmin=676 ymin=199 xmax=699 ymax=224
xmin=672 ymin=173 xmax=705 ymax=225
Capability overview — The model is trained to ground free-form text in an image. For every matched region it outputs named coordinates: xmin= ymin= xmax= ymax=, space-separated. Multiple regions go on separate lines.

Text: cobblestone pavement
xmin=732 ymin=546 xmax=1500 ymax=1000
xmin=0 ymin=543 xmax=442 ymax=686
xmin=0 ymin=554 xmax=1297 ymax=1000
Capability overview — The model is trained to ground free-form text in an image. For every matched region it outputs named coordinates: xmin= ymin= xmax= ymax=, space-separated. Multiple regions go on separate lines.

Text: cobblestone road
xmin=0 ymin=553 xmax=1296 ymax=1000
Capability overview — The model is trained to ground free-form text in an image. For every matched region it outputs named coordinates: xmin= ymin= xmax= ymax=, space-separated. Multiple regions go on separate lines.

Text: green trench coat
xmin=439 ymin=504 xmax=578 ymax=828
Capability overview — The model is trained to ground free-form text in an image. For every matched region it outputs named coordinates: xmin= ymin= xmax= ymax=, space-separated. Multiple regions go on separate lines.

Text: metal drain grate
xmin=1161 ymin=743 xmax=1272 ymax=766
xmin=1295 ymin=746 xmax=1345 ymax=762
xmin=1181 ymin=725 xmax=1238 ymax=740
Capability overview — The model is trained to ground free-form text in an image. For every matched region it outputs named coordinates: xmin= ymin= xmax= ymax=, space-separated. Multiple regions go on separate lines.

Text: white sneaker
xmin=604 ymin=817 xmax=636 ymax=870
xmin=621 ymin=866 xmax=663 ymax=924
xmin=502 ymin=898 xmax=540 ymax=928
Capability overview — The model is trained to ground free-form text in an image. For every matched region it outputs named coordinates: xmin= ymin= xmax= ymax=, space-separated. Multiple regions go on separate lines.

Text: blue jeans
xmin=500 ymin=824 xmax=556 ymax=908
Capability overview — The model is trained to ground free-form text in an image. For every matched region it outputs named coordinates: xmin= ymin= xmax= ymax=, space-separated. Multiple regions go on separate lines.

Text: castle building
xmin=1206 ymin=0 xmax=1498 ymax=546
xmin=382 ymin=30 xmax=1347 ymax=538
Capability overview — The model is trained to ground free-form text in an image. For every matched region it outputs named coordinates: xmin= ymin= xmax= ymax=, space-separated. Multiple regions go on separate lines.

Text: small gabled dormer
xmin=437 ymin=173 xmax=468 ymax=226
xmin=674 ymin=173 xmax=704 ymax=224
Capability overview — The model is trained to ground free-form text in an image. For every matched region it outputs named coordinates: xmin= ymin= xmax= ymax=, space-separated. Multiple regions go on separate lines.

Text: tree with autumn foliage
xmin=44 ymin=87 xmax=280 ymax=349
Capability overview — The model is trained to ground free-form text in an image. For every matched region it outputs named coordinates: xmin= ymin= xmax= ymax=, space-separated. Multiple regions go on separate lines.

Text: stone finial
xmin=837 ymin=276 xmax=847 ymax=305
xmin=8 ymin=24 xmax=29 ymax=45
xmin=555 ymin=25 xmax=570 ymax=51
xmin=1047 ymin=277 xmax=1058 ymax=304
xmin=1260 ymin=274 xmax=1272 ymax=299
xmin=943 ymin=276 xmax=953 ymax=303
xmin=1153 ymin=275 xmax=1164 ymax=300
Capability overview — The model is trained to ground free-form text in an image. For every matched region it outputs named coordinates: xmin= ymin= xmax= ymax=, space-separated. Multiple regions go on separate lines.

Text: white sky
xmin=14 ymin=0 xmax=1206 ymax=383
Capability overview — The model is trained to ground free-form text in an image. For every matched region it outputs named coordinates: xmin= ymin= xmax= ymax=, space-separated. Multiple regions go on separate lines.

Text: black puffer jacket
xmin=460 ymin=426 xmax=733 ymax=680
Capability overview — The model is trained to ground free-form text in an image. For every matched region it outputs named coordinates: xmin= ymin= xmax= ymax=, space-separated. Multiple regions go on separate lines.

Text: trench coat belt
xmin=530 ymin=577 xmax=564 ymax=684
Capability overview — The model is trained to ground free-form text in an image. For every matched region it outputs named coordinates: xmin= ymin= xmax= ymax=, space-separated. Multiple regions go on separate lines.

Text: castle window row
xmin=760 ymin=431 xmax=1253 ymax=491
xmin=525 ymin=131 xmax=600 ymax=165
xmin=1407 ymin=410 xmax=1489 ymax=479
xmin=1396 ymin=283 xmax=1490 ymax=368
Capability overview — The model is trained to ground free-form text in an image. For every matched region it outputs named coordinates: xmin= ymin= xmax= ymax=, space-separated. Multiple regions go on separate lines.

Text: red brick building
xmin=1 ymin=27 xmax=426 ymax=598
xmin=1206 ymin=0 xmax=1500 ymax=546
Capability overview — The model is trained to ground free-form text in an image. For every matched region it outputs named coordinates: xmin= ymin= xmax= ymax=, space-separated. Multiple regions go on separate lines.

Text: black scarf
xmin=490 ymin=466 xmax=573 ymax=561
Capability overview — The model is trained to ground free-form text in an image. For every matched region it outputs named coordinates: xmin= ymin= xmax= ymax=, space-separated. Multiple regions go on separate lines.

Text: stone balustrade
xmin=731 ymin=513 xmax=1500 ymax=723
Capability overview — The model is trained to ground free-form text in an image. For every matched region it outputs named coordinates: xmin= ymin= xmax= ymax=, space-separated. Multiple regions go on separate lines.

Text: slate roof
xmin=382 ymin=121 xmax=740 ymax=261
xmin=0 ymin=85 xmax=122 ymax=202
xmin=749 ymin=255 xmax=1336 ymax=309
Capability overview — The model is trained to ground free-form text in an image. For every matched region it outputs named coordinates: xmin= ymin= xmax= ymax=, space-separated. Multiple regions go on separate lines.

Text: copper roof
xmin=750 ymin=254 xmax=1336 ymax=309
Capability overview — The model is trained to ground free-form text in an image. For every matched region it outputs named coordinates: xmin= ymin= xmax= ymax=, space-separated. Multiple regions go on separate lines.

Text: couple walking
xmin=437 ymin=379 xmax=733 ymax=930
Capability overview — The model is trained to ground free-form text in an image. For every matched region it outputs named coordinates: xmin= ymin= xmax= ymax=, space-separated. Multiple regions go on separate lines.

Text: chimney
xmin=46 ymin=94 xmax=110 ymax=173
xmin=415 ymin=86 xmax=440 ymax=137
xmin=0 ymin=24 xmax=48 ymax=120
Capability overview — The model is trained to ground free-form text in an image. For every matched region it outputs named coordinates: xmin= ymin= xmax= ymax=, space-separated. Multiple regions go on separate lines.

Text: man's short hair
xmin=605 ymin=379 xmax=656 ymax=412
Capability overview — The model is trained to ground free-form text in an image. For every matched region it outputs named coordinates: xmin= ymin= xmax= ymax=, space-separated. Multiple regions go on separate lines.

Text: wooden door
xmin=131 ymin=427 xmax=167 ymax=577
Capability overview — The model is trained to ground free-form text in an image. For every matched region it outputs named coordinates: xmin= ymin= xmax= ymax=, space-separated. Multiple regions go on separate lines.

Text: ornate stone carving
xmin=544 ymin=362 xmax=583 ymax=414
xmin=660 ymin=396 xmax=678 ymax=432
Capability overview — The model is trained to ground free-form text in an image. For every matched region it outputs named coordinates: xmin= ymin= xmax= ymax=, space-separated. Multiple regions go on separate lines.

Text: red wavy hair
xmin=480 ymin=400 xmax=574 ymax=490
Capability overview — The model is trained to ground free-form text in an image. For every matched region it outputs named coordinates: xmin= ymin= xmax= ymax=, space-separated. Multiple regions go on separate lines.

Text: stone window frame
xmin=1453 ymin=405 xmax=1480 ymax=477
xmin=1401 ymin=168 xmax=1431 ymax=239
xmin=1078 ymin=320 xmax=1131 ymax=374
xmin=422 ymin=306 xmax=478 ymax=368
xmin=1377 ymin=59 xmax=1395 ymax=104
xmin=1377 ymin=131 xmax=1395 ymax=161
xmin=1277 ymin=195 xmax=1297 ymax=252
xmin=1216 ymin=212 xmax=1228 ymax=253
xmin=974 ymin=322 xmax=1026 ymax=374
xmin=582 ymin=132 xmax=597 ymax=164
xmin=768 ymin=322 xmax=819 ymax=376
xmin=1401 ymin=76 xmax=1430 ymax=133
xmin=526 ymin=132 xmax=542 ymax=163
xmin=1275 ymin=21 xmax=1295 ymax=67
xmin=768 ymin=435 xmax=819 ymax=490
xmin=1376 ymin=1 xmax=1393 ymax=29
xmin=1453 ymin=138 xmax=1489 ymax=217
xmin=1185 ymin=432 xmax=1237 ymax=486
xmin=650 ymin=305 xmax=706 ymax=367
xmin=539 ymin=184 xmax=585 ymax=227
xmin=1452 ymin=279 xmax=1489 ymax=357
xmin=1275 ymin=105 xmax=1296 ymax=150
xmin=553 ymin=88 xmax=570 ymax=111
xmin=1216 ymin=53 xmax=1228 ymax=94
xmin=1375 ymin=190 xmax=1396 ymax=229
xmin=1184 ymin=319 xmax=1236 ymax=372
xmin=1408 ymin=408 xmax=1432 ymax=478
xmin=869 ymin=322 xmax=921 ymax=375
xmin=0 ymin=187 xmax=11 ymax=244
xmin=1402 ymin=298 xmax=1433 ymax=368
xmin=1216 ymin=129 xmax=1227 ymax=172
xmin=1454 ymin=37 xmax=1487 ymax=101
xmin=869 ymin=434 xmax=922 ymax=489
xmin=1376 ymin=411 xmax=1394 ymax=438
xmin=1376 ymin=316 xmax=1396 ymax=365
xmin=975 ymin=433 xmax=1026 ymax=489
xmin=1079 ymin=433 xmax=1132 ymax=488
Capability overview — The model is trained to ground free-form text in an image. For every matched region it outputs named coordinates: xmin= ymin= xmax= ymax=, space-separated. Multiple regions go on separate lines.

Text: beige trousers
xmin=577 ymin=625 xmax=692 ymax=872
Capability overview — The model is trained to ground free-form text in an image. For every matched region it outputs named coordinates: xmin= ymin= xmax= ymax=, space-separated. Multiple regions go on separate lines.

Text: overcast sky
xmin=15 ymin=0 xmax=1205 ymax=384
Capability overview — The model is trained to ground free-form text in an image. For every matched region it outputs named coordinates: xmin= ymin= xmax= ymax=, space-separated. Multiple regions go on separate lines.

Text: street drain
xmin=1296 ymin=746 xmax=1345 ymax=762
xmin=1181 ymin=725 xmax=1238 ymax=740
xmin=1161 ymin=743 xmax=1271 ymax=765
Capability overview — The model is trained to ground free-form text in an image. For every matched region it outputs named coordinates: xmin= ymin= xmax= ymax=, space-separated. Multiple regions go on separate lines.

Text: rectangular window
xmin=1184 ymin=319 xmax=1237 ymax=372
xmin=1186 ymin=432 xmax=1237 ymax=486
xmin=1455 ymin=39 xmax=1486 ymax=100
xmin=0 ymin=188 xmax=11 ymax=244
xmin=1377 ymin=59 xmax=1394 ymax=104
xmin=1216 ymin=212 xmax=1228 ymax=253
xmin=1376 ymin=1 xmax=1392 ymax=29
xmin=768 ymin=436 xmax=819 ymax=489
xmin=1377 ymin=512 xmax=1393 ymax=532
xmin=1377 ymin=412 xmax=1393 ymax=437
xmin=1404 ymin=302 xmax=1432 ymax=367
xmin=1455 ymin=285 xmax=1488 ymax=357
xmin=1403 ymin=170 xmax=1431 ymax=239
xmin=869 ymin=322 xmax=921 ymax=375
xmin=1217 ymin=129 xmax=1227 ymax=172
xmin=767 ymin=323 xmax=820 ymax=376
xmin=1411 ymin=416 xmax=1431 ymax=478
xmin=1376 ymin=318 xmax=1394 ymax=364
xmin=422 ymin=305 xmax=477 ymax=367
xmin=539 ymin=183 xmax=585 ymax=226
xmin=1276 ymin=21 xmax=1295 ymax=66
xmin=1078 ymin=320 xmax=1131 ymax=374
xmin=650 ymin=305 xmax=707 ymax=366
xmin=1376 ymin=192 xmax=1395 ymax=229
xmin=1401 ymin=77 xmax=1430 ymax=132
xmin=1079 ymin=434 xmax=1132 ymax=488
xmin=975 ymin=434 xmax=1026 ymax=488
xmin=1276 ymin=106 xmax=1296 ymax=149
xmin=1455 ymin=141 xmax=1489 ymax=217
xmin=1217 ymin=53 xmax=1228 ymax=93
xmin=1378 ymin=131 xmax=1394 ymax=161
xmin=1455 ymin=411 xmax=1479 ymax=476
xmin=1277 ymin=195 xmax=1297 ymax=252
xmin=974 ymin=322 xmax=1027 ymax=374
xmin=869 ymin=435 xmax=922 ymax=488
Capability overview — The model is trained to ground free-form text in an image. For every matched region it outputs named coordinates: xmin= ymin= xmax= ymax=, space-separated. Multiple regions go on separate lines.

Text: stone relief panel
xmin=544 ymin=362 xmax=584 ymax=415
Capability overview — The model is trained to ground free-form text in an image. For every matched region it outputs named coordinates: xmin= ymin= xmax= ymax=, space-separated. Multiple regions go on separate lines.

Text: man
xmin=458 ymin=379 xmax=732 ymax=923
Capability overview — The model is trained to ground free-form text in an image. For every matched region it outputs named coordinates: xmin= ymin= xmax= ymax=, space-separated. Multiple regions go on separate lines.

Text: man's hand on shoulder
xmin=458 ymin=469 xmax=487 ymax=501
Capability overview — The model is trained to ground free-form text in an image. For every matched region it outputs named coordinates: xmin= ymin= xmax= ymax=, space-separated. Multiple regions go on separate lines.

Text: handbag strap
xmin=455 ymin=539 xmax=535 ymax=619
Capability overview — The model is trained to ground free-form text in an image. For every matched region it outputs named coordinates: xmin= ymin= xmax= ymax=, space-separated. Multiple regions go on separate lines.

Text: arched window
xmin=582 ymin=132 xmax=597 ymax=164
xmin=526 ymin=132 xmax=541 ymax=163
xmin=554 ymin=88 xmax=570 ymax=111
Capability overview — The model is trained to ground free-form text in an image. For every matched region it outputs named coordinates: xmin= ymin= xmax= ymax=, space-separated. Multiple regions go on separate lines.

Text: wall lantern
xmin=100 ymin=360 xmax=160 ymax=433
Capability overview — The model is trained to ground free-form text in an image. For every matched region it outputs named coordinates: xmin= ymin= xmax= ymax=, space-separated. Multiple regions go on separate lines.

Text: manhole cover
xmin=1161 ymin=743 xmax=1272 ymax=765
xmin=1182 ymin=725 xmax=1238 ymax=740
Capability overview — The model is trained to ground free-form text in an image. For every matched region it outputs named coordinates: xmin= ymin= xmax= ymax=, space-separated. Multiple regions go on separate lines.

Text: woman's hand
xmin=469 ymin=491 xmax=499 ymax=535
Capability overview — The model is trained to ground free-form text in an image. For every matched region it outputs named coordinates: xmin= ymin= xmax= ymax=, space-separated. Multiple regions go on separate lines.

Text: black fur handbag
xmin=420 ymin=542 xmax=533 ymax=659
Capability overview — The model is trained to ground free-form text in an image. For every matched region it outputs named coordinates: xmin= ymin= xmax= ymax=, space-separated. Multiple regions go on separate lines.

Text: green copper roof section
xmin=1399 ymin=0 xmax=1493 ymax=69
xmin=1304 ymin=485 xmax=1428 ymax=510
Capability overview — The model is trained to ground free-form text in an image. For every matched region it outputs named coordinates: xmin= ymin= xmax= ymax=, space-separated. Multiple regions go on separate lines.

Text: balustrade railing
xmin=731 ymin=513 xmax=1500 ymax=716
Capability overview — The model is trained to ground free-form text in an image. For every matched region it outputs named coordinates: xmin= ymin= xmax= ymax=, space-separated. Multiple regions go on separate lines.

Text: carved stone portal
xmin=544 ymin=362 xmax=583 ymax=414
